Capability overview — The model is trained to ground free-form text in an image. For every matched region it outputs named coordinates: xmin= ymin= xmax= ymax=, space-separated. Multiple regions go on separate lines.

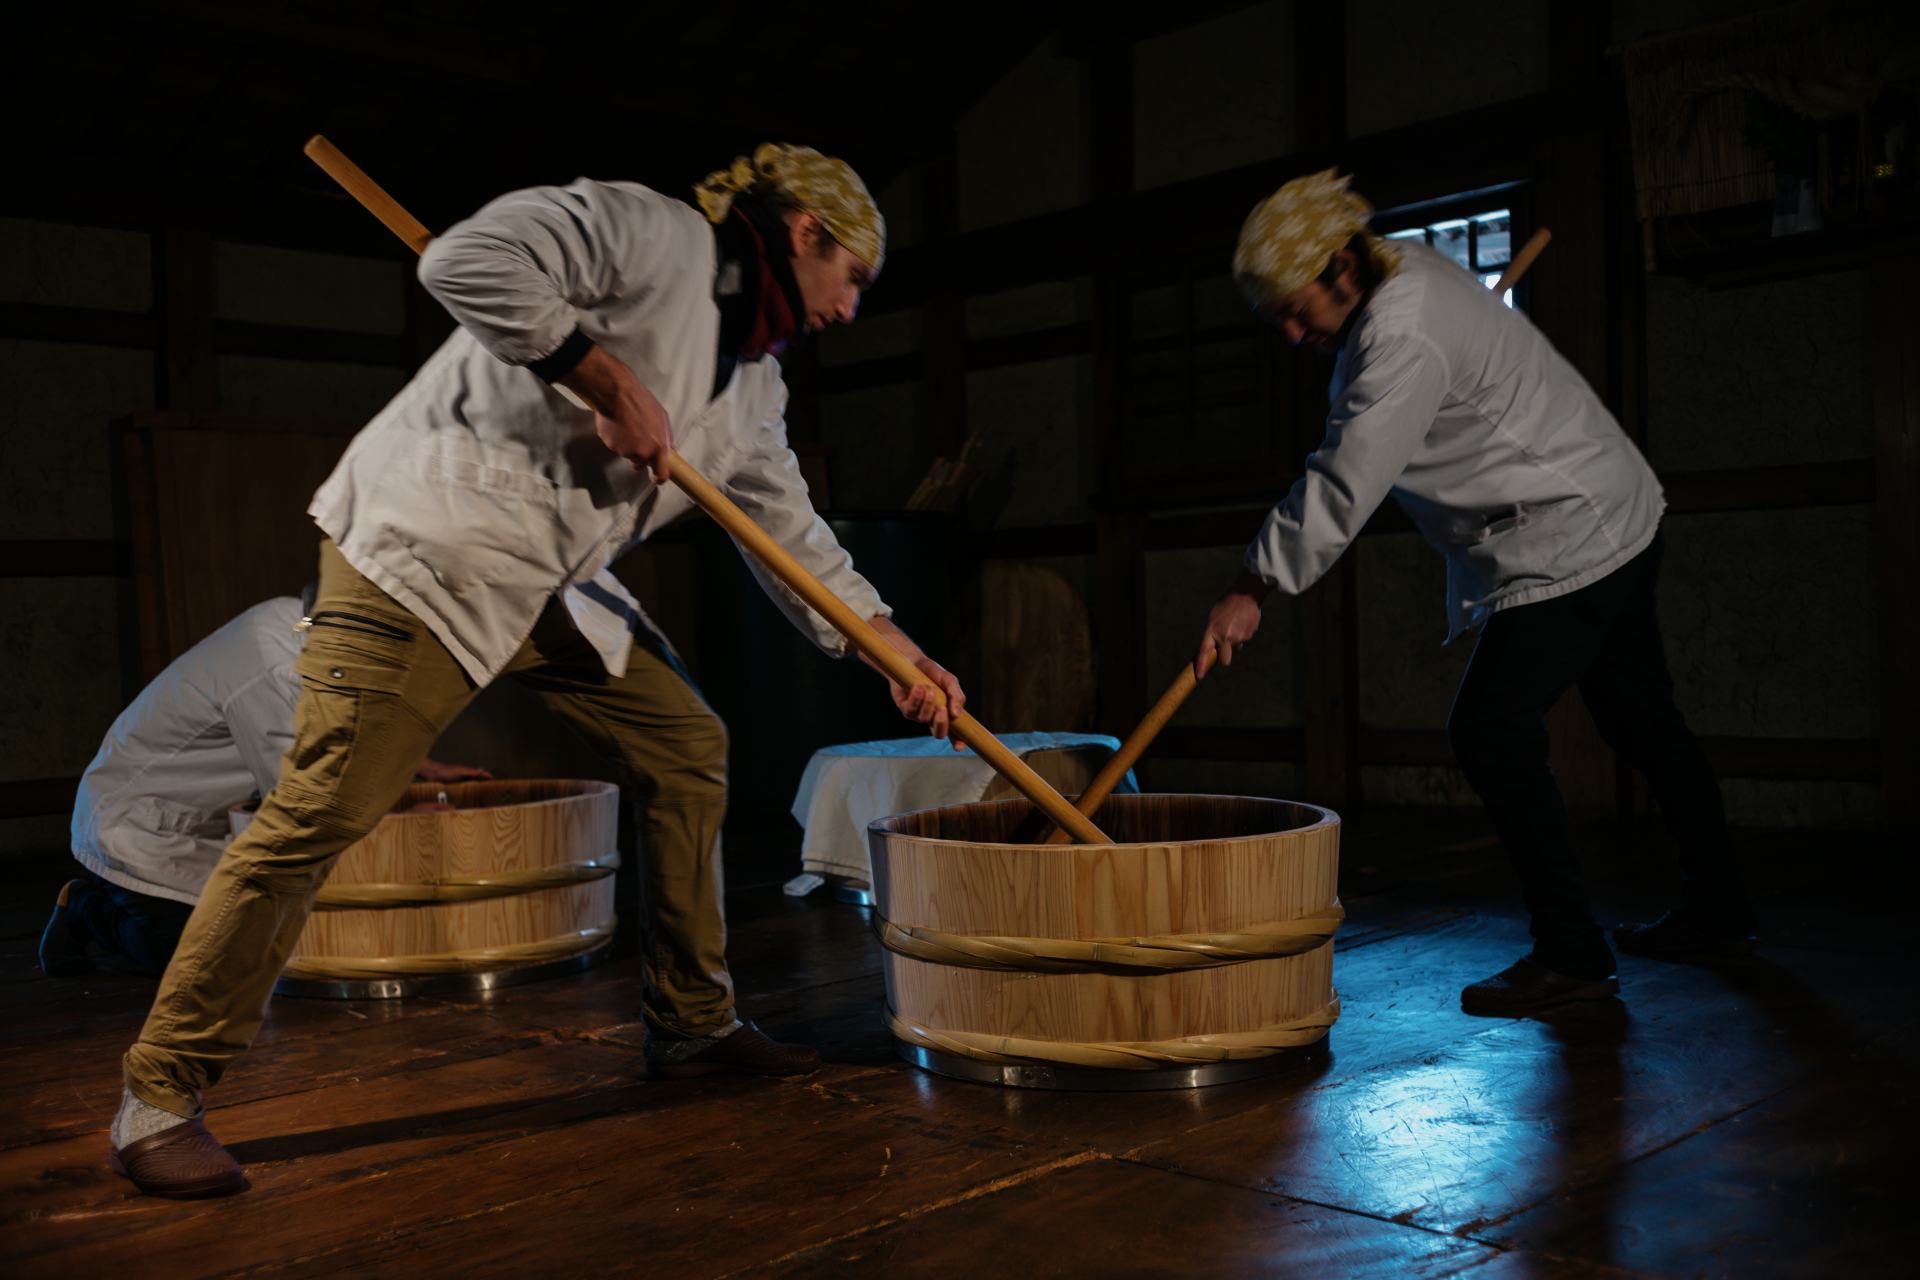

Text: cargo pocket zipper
xmin=296 ymin=610 xmax=415 ymax=642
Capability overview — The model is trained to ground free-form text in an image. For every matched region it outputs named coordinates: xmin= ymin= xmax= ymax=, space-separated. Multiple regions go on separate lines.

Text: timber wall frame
xmin=1 ymin=9 xmax=1909 ymax=830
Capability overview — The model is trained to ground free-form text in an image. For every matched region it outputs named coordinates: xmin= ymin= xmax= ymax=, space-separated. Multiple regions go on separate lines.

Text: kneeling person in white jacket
xmin=42 ymin=592 xmax=487 ymax=978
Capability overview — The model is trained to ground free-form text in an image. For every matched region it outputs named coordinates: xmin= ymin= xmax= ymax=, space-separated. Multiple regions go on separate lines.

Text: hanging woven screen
xmin=1623 ymin=1 xmax=1914 ymax=222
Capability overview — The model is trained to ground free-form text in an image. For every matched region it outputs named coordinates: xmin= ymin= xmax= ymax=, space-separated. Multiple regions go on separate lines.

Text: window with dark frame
xmin=1382 ymin=207 xmax=1519 ymax=308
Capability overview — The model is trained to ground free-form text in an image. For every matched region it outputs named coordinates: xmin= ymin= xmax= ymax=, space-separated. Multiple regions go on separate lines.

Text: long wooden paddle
xmin=1034 ymin=227 xmax=1555 ymax=843
xmin=302 ymin=135 xmax=1114 ymax=846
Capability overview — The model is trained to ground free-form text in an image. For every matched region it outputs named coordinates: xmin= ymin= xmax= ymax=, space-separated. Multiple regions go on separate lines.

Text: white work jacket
xmin=1245 ymin=242 xmax=1664 ymax=641
xmin=72 ymin=598 xmax=304 ymax=905
xmin=309 ymin=178 xmax=887 ymax=684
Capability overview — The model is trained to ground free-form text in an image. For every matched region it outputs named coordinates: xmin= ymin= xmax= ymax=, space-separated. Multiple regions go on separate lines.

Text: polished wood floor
xmin=2 ymin=814 xmax=1908 ymax=1278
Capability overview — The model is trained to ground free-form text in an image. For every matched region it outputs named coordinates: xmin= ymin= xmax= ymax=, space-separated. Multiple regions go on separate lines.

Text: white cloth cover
xmin=790 ymin=732 xmax=1131 ymax=882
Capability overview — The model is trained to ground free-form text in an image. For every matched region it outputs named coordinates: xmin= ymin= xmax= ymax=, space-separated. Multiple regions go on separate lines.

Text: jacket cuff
xmin=528 ymin=326 xmax=593 ymax=383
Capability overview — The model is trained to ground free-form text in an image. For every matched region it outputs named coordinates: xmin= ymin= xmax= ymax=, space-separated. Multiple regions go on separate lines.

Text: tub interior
xmin=870 ymin=792 xmax=1329 ymax=846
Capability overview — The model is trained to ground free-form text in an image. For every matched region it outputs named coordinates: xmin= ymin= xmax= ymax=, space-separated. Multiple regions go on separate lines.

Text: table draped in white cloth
xmin=790 ymin=733 xmax=1137 ymax=884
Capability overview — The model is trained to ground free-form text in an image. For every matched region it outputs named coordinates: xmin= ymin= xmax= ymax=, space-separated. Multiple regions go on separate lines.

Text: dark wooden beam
xmin=866 ymin=92 xmax=1560 ymax=317
xmin=156 ymin=226 xmax=216 ymax=411
xmin=0 ymin=776 xmax=80 ymax=821
xmin=968 ymin=524 xmax=1099 ymax=560
xmin=0 ymin=540 xmax=130 ymax=578
xmin=1662 ymin=462 xmax=1874 ymax=514
xmin=1090 ymin=37 xmax=1148 ymax=741
xmin=0 ymin=301 xmax=158 ymax=350
xmin=1285 ymin=0 xmax=1358 ymax=814
xmin=212 ymin=318 xmax=414 ymax=367
xmin=1870 ymin=249 xmax=1919 ymax=832
xmin=1350 ymin=728 xmax=1878 ymax=782
xmin=1300 ymin=556 xmax=1360 ymax=809
xmin=817 ymin=323 xmax=1093 ymax=395
xmin=918 ymin=139 xmax=967 ymax=461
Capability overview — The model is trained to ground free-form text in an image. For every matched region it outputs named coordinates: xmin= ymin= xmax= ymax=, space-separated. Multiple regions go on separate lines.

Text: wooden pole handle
xmin=1493 ymin=228 xmax=1551 ymax=296
xmin=301 ymin=135 xmax=1113 ymax=846
xmin=1035 ymin=226 xmax=1557 ymax=843
xmin=665 ymin=458 xmax=1113 ymax=844
xmin=1042 ymin=662 xmax=1198 ymax=844
xmin=303 ymin=136 xmax=434 ymax=256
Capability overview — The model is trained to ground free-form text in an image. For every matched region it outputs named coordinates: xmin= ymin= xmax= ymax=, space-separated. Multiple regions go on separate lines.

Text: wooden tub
xmin=867 ymin=792 xmax=1340 ymax=1089
xmin=236 ymin=779 xmax=620 ymax=998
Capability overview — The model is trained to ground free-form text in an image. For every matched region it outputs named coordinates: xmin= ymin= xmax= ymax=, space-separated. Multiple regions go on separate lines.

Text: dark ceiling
xmin=1 ymin=1 xmax=1071 ymax=253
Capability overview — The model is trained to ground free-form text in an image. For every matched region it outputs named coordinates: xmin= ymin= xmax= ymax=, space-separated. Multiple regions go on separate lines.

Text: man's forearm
xmin=862 ymin=614 xmax=925 ymax=671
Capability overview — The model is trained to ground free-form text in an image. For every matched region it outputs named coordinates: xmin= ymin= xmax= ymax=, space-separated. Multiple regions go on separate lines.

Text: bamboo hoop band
xmin=283 ymin=925 xmax=613 ymax=979
xmin=888 ymin=998 xmax=1340 ymax=1069
xmin=312 ymin=854 xmax=620 ymax=909
xmin=873 ymin=903 xmax=1343 ymax=974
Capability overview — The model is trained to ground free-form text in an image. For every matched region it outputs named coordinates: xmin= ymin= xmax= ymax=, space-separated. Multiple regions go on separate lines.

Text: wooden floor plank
xmin=6 ymin=1042 xmax=1092 ymax=1278
xmin=1123 ymin=937 xmax=1906 ymax=1237
xmin=0 ymin=819 xmax=1906 ymax=1278
xmin=1485 ymin=1073 xmax=1912 ymax=1277
xmin=749 ymin=1156 xmax=1496 ymax=1279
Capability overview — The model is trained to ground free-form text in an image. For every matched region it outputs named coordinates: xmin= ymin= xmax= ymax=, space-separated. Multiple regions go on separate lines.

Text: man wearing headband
xmin=1199 ymin=170 xmax=1755 ymax=1017
xmin=108 ymin=144 xmax=966 ymax=1198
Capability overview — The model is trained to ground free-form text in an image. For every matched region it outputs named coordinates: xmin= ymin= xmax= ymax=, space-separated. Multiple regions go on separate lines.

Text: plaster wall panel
xmin=214 ymin=355 xmax=409 ymax=421
xmin=1357 ymin=531 xmax=1473 ymax=730
xmin=957 ymin=39 xmax=1088 ymax=232
xmin=963 ymin=357 xmax=1092 ymax=529
xmin=966 ymin=280 xmax=1086 ymax=340
xmin=1658 ymin=508 xmax=1876 ymax=741
xmin=1362 ymin=763 xmax=1478 ymax=809
xmin=1345 ymin=0 xmax=1550 ymax=139
xmin=0 ymin=341 xmax=156 ymax=539
xmin=0 ymin=217 xmax=152 ymax=312
xmin=1144 ymin=545 xmax=1299 ymax=729
xmin=817 ymin=383 xmax=924 ymax=511
xmin=212 ymin=242 xmax=407 ymax=334
xmin=1720 ymin=779 xmax=1878 ymax=830
xmin=1644 ymin=270 xmax=1870 ymax=472
xmin=3 ymin=577 xmax=123 ymax=782
xmin=817 ymin=308 xmax=922 ymax=365
xmin=1133 ymin=2 xmax=1296 ymax=191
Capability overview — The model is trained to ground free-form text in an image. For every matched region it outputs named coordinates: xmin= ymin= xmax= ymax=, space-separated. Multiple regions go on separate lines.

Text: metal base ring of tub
xmin=895 ymin=1035 xmax=1329 ymax=1091
xmin=273 ymin=939 xmax=612 ymax=1000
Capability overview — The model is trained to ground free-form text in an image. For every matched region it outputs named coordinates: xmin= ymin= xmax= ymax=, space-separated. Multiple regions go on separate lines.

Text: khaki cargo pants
xmin=125 ymin=541 xmax=734 ymax=1116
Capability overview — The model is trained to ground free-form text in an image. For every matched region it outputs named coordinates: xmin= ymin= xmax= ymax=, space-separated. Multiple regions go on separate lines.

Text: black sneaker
xmin=1461 ymin=956 xmax=1620 ymax=1015
xmin=1615 ymin=908 xmax=1757 ymax=961
xmin=39 ymin=880 xmax=96 ymax=977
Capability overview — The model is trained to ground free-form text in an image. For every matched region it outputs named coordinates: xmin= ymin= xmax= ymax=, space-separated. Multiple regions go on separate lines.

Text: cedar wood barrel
xmin=868 ymin=792 xmax=1341 ymax=1089
xmin=235 ymin=779 xmax=620 ymax=996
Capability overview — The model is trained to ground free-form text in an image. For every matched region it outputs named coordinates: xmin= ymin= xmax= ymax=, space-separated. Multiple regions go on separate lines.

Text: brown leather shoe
xmin=1461 ymin=957 xmax=1620 ymax=1016
xmin=110 ymin=1116 xmax=249 ymax=1198
xmin=650 ymin=1021 xmax=822 ymax=1079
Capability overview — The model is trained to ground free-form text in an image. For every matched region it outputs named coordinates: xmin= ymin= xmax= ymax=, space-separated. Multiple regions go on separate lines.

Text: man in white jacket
xmin=109 ymin=144 xmax=966 ymax=1198
xmin=1198 ymin=171 xmax=1756 ymax=1016
xmin=44 ymin=590 xmax=489 ymax=979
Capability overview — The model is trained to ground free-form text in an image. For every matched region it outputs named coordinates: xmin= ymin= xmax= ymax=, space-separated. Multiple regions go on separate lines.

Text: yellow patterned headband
xmin=694 ymin=142 xmax=886 ymax=273
xmin=1232 ymin=168 xmax=1400 ymax=310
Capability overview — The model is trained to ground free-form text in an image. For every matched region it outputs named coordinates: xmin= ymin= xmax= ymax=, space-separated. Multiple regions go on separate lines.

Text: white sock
xmin=111 ymin=1088 xmax=198 ymax=1148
